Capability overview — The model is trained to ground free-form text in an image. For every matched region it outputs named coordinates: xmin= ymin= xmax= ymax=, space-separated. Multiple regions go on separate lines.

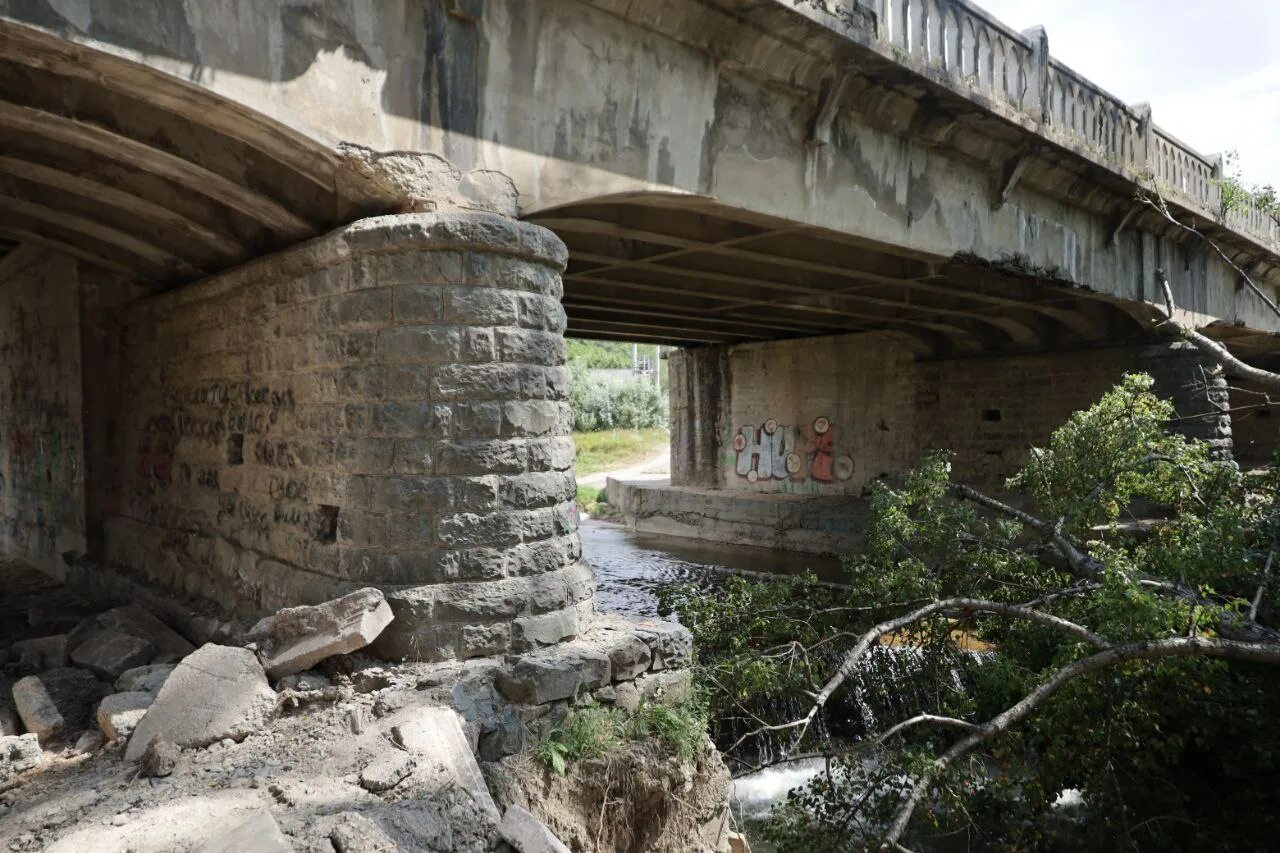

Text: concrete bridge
xmin=1 ymin=1 xmax=1278 ymax=653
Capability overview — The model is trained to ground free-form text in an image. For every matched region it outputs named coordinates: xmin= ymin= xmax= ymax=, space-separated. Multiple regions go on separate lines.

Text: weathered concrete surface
xmin=249 ymin=588 xmax=394 ymax=679
xmin=125 ymin=644 xmax=276 ymax=761
xmin=96 ymin=690 xmax=154 ymax=741
xmin=197 ymin=811 xmax=292 ymax=853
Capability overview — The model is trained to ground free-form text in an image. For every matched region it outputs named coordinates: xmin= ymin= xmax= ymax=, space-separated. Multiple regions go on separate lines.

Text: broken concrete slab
xmin=197 ymin=810 xmax=292 ymax=853
xmin=0 ymin=703 xmax=19 ymax=737
xmin=391 ymin=706 xmax=500 ymax=823
xmin=276 ymin=671 xmax=332 ymax=693
xmin=359 ymin=752 xmax=417 ymax=793
xmin=12 ymin=635 xmax=68 ymax=671
xmin=330 ymin=811 xmax=398 ymax=853
xmin=498 ymin=805 xmax=570 ymax=853
xmin=12 ymin=668 xmax=108 ymax=742
xmin=125 ymin=644 xmax=276 ymax=761
xmin=71 ymin=629 xmax=155 ymax=680
xmin=73 ymin=730 xmax=104 ymax=754
xmin=115 ymin=663 xmax=175 ymax=694
xmin=250 ymin=588 xmax=394 ymax=679
xmin=97 ymin=691 xmax=155 ymax=740
xmin=0 ymin=733 xmax=41 ymax=777
xmin=95 ymin=605 xmax=196 ymax=663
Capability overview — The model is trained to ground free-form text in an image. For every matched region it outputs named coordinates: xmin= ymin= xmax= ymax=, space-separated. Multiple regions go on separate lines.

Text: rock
xmin=358 ymin=752 xmax=416 ymax=792
xmin=0 ymin=734 xmax=41 ymax=776
xmin=0 ymin=702 xmax=20 ymax=737
xmin=495 ymin=649 xmax=609 ymax=705
xmin=604 ymin=635 xmax=652 ymax=682
xmin=11 ymin=635 xmax=68 ymax=671
xmin=498 ymin=805 xmax=570 ymax=853
xmin=613 ymin=682 xmax=641 ymax=714
xmin=74 ymin=730 xmax=104 ymax=753
xmin=727 ymin=831 xmax=752 ymax=853
xmin=139 ymin=737 xmax=179 ymax=777
xmin=197 ymin=810 xmax=291 ymax=853
xmin=97 ymin=691 xmax=154 ymax=740
xmin=330 ymin=811 xmax=398 ymax=853
xmin=95 ymin=605 xmax=196 ymax=663
xmin=276 ymin=671 xmax=331 ymax=692
xmin=635 ymin=670 xmax=692 ymax=707
xmin=391 ymin=706 xmax=500 ymax=822
xmin=125 ymin=644 xmax=276 ymax=761
xmin=632 ymin=619 xmax=692 ymax=671
xmin=71 ymin=629 xmax=155 ymax=680
xmin=250 ymin=588 xmax=395 ymax=679
xmin=12 ymin=668 xmax=108 ymax=742
xmin=115 ymin=663 xmax=175 ymax=694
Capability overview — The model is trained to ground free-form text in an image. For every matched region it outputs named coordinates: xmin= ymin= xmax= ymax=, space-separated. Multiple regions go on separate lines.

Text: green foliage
xmin=666 ymin=374 xmax=1280 ymax=851
xmin=1217 ymin=150 xmax=1280 ymax=219
xmin=571 ymin=365 xmax=667 ymax=431
xmin=566 ymin=338 xmax=636 ymax=369
xmin=535 ymin=697 xmax=709 ymax=775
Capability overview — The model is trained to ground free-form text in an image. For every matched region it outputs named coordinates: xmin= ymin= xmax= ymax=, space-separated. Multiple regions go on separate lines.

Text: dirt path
xmin=577 ymin=449 xmax=670 ymax=488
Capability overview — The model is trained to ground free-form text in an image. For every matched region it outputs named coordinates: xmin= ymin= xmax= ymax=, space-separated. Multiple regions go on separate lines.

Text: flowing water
xmin=581 ymin=519 xmax=846 ymax=840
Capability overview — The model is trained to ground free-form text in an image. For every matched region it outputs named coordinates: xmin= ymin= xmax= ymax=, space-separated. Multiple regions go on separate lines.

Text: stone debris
xmin=276 ymin=670 xmax=332 ymax=692
xmin=97 ymin=691 xmax=154 ymax=740
xmin=197 ymin=810 xmax=292 ymax=853
xmin=12 ymin=668 xmax=108 ymax=742
xmin=497 ymin=805 xmax=571 ymax=853
xmin=359 ymin=752 xmax=417 ymax=793
xmin=125 ymin=644 xmax=276 ymax=761
xmin=0 ymin=702 xmax=20 ymax=737
xmin=115 ymin=663 xmax=175 ymax=693
xmin=95 ymin=605 xmax=197 ymax=663
xmin=139 ymin=737 xmax=179 ymax=778
xmin=249 ymin=588 xmax=395 ymax=679
xmin=330 ymin=811 xmax=399 ymax=853
xmin=392 ymin=706 xmax=501 ymax=823
xmin=0 ymin=733 xmax=41 ymax=776
xmin=70 ymin=629 xmax=155 ymax=680
xmin=73 ymin=730 xmax=104 ymax=754
xmin=11 ymin=635 xmax=68 ymax=671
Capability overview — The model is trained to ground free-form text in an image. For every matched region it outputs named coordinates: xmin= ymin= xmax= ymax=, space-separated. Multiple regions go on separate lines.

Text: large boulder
xmin=249 ymin=588 xmax=394 ymax=679
xmin=125 ymin=644 xmax=276 ymax=761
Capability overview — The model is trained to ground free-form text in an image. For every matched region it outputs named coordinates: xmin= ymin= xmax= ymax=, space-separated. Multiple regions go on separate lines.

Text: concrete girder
xmin=0 ymin=195 xmax=194 ymax=281
xmin=0 ymin=156 xmax=245 ymax=263
xmin=0 ymin=100 xmax=313 ymax=240
xmin=0 ymin=20 xmax=341 ymax=194
xmin=0 ymin=226 xmax=137 ymax=276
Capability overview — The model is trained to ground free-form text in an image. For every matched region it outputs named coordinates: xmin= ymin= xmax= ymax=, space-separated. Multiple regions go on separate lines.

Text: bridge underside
xmin=533 ymin=194 xmax=1280 ymax=361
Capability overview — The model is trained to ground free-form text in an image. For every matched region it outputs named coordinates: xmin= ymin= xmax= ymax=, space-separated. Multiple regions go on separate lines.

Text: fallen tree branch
xmin=881 ymin=635 xmax=1280 ymax=848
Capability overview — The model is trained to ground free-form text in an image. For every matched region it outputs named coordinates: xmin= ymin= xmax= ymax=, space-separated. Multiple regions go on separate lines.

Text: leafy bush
xmin=571 ymin=367 xmax=667 ymax=431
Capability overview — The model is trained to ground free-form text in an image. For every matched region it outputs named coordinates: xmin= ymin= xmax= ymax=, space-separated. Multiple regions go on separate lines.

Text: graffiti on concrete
xmin=732 ymin=416 xmax=854 ymax=484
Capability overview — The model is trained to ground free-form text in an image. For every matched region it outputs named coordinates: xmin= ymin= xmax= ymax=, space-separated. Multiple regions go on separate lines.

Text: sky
xmin=976 ymin=0 xmax=1280 ymax=189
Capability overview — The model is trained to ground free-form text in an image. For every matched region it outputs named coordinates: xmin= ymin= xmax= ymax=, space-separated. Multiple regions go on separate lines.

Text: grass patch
xmin=536 ymin=696 xmax=708 ymax=775
xmin=573 ymin=428 xmax=668 ymax=479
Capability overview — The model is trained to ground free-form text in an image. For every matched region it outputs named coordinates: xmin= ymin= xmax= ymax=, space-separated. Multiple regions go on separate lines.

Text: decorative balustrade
xmin=867 ymin=0 xmax=1278 ymax=250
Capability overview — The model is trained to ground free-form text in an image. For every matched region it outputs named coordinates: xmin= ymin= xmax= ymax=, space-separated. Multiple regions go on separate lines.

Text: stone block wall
xmin=105 ymin=212 xmax=594 ymax=661
xmin=0 ymin=246 xmax=86 ymax=578
xmin=671 ymin=332 xmax=1236 ymax=492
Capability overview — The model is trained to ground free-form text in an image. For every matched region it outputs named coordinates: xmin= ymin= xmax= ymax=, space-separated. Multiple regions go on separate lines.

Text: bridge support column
xmin=105 ymin=212 xmax=593 ymax=661
xmin=1136 ymin=341 xmax=1233 ymax=461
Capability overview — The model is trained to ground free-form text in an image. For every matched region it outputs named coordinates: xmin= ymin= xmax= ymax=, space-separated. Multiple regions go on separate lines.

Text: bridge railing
xmin=869 ymin=0 xmax=1279 ymax=251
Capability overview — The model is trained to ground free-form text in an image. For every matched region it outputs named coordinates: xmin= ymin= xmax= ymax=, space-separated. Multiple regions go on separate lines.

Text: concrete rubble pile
xmin=0 ymin=584 xmax=721 ymax=851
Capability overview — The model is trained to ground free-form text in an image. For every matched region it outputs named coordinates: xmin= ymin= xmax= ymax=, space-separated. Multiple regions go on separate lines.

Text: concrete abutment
xmin=75 ymin=211 xmax=592 ymax=661
xmin=632 ymin=332 xmax=1247 ymax=555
